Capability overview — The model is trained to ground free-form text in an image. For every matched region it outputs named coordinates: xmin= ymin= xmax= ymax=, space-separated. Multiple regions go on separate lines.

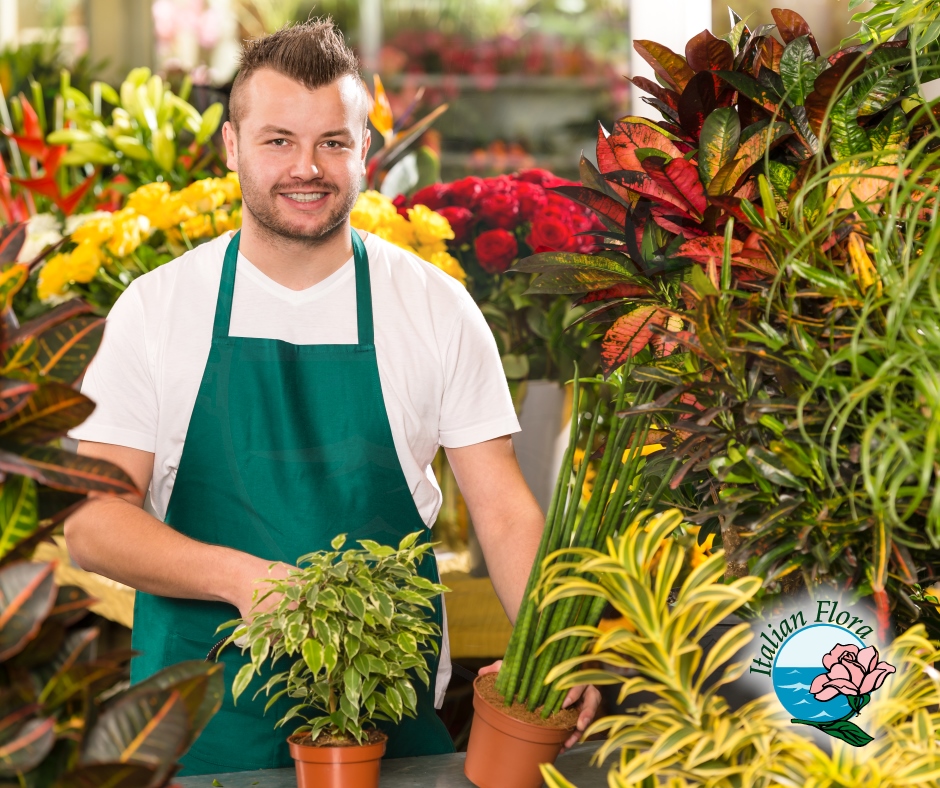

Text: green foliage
xmin=849 ymin=0 xmax=940 ymax=52
xmin=49 ymin=68 xmax=225 ymax=189
xmin=222 ymin=532 xmax=447 ymax=744
xmin=538 ymin=515 xmax=940 ymax=788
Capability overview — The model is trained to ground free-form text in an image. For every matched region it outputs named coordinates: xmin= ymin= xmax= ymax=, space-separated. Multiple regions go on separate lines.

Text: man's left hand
xmin=477 ymin=661 xmax=601 ymax=752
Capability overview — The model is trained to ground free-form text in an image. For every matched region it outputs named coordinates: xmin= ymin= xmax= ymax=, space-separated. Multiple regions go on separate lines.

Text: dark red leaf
xmin=601 ymin=306 xmax=666 ymax=373
xmin=677 ymin=72 xmax=721 ymax=140
xmin=610 ymin=170 xmax=695 ymax=217
xmin=651 ymin=208 xmax=709 ymax=239
xmin=758 ymin=37 xmax=786 ymax=73
xmin=3 ymin=299 xmax=94 ymax=349
xmin=0 ymin=224 xmax=26 ymax=266
xmin=576 ymin=283 xmax=652 ymax=304
xmin=685 ymin=30 xmax=734 ymax=73
xmin=770 ymin=8 xmax=820 ymax=55
xmin=627 ymin=77 xmax=681 ymax=111
xmin=642 ymin=156 xmax=708 ymax=217
xmin=551 ymin=186 xmax=628 ymax=231
xmin=2 ymin=134 xmax=45 ymax=160
xmin=633 ymin=40 xmax=696 ymax=91
xmin=0 ymin=378 xmax=38 ymax=419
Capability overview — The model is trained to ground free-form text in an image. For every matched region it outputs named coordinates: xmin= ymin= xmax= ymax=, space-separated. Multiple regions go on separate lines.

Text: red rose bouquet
xmin=402 ymin=169 xmax=606 ymax=383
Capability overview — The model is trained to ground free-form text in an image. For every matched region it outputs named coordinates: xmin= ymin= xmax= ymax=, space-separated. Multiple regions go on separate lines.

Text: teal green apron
xmin=130 ymin=230 xmax=454 ymax=775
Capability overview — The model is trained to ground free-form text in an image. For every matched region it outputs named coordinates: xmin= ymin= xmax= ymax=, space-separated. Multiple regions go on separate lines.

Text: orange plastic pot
xmin=288 ymin=732 xmax=387 ymax=788
xmin=464 ymin=677 xmax=574 ymax=788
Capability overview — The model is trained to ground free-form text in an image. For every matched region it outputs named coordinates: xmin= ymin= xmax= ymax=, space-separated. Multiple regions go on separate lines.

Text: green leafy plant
xmin=495 ymin=370 xmax=677 ymax=717
xmin=46 ymin=68 xmax=224 ymax=190
xmin=537 ymin=512 xmax=940 ymax=788
xmin=849 ymin=0 xmax=940 ymax=52
xmin=222 ymin=532 xmax=448 ymax=744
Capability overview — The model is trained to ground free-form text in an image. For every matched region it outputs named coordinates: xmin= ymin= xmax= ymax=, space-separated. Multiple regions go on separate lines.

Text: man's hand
xmin=477 ymin=661 xmax=601 ymax=752
xmin=232 ymin=561 xmax=294 ymax=621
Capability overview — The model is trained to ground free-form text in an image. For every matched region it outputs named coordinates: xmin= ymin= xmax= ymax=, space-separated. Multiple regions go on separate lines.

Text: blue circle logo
xmin=772 ymin=624 xmax=864 ymax=721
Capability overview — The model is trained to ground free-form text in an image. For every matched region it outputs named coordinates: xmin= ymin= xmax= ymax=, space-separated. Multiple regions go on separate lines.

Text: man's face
xmin=222 ymin=71 xmax=370 ymax=245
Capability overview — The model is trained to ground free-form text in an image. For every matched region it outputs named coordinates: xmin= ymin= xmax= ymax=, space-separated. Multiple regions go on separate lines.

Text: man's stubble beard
xmin=237 ymin=161 xmax=360 ymax=248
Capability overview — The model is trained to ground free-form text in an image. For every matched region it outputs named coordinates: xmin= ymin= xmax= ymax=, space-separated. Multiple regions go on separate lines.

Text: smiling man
xmin=63 ymin=19 xmax=598 ymax=776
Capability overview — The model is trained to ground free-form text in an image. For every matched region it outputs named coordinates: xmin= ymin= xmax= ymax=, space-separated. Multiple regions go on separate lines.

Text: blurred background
xmin=0 ymin=0 xmax=869 ymax=181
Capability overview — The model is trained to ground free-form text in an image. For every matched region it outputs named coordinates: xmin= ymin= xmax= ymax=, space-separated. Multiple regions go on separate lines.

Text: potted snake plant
xmin=220 ymin=532 xmax=447 ymax=788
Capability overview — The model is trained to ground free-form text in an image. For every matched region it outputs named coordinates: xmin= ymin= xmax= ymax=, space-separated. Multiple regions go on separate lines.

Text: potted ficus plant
xmin=221 ymin=532 xmax=447 ymax=788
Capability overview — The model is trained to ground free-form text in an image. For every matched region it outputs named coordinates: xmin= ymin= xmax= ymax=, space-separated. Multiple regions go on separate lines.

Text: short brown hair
xmin=229 ymin=18 xmax=362 ymax=130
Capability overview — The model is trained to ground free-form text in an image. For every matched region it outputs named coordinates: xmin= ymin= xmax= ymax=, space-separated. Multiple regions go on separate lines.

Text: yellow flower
xmin=71 ymin=214 xmax=114 ymax=247
xmin=106 ymin=209 xmax=150 ymax=258
xmin=38 ymin=253 xmax=72 ymax=301
xmin=407 ymin=204 xmax=455 ymax=246
xmin=416 ymin=240 xmax=449 ymax=258
xmin=374 ymin=213 xmax=417 ymax=249
xmin=126 ymin=182 xmax=170 ymax=214
xmin=180 ymin=213 xmax=215 ymax=241
xmin=68 ymin=242 xmax=104 ymax=282
xmin=179 ymin=178 xmax=228 ymax=214
xmin=350 ymin=190 xmax=399 ymax=234
xmin=426 ymin=251 xmax=467 ymax=287
xmin=220 ymin=172 xmax=241 ymax=202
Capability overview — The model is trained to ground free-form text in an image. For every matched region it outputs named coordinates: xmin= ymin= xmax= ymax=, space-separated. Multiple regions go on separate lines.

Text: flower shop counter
xmin=177 ymin=741 xmax=605 ymax=787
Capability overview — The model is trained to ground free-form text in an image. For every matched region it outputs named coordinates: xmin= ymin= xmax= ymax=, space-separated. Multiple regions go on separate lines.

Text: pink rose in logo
xmin=809 ymin=644 xmax=896 ymax=700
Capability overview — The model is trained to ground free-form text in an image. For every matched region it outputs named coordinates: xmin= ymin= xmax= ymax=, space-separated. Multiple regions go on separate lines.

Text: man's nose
xmin=289 ymin=147 xmax=323 ymax=180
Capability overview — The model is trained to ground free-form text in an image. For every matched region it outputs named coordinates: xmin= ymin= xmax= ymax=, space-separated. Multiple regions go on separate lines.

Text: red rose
xmin=478 ymin=190 xmax=521 ymax=230
xmin=517 ymin=168 xmax=565 ymax=187
xmin=527 ymin=218 xmax=571 ymax=251
xmin=475 ymin=229 xmax=519 ymax=274
xmin=449 ymin=176 xmax=486 ymax=209
xmin=438 ymin=206 xmax=475 ymax=244
xmin=392 ymin=193 xmax=410 ymax=219
xmin=515 ymin=181 xmax=547 ymax=220
xmin=411 ymin=183 xmax=452 ymax=211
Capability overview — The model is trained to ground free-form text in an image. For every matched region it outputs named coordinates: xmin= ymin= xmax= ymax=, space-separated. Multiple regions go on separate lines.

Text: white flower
xmin=17 ymin=213 xmax=63 ymax=263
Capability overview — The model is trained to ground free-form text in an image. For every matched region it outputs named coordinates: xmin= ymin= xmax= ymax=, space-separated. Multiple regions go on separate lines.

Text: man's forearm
xmin=64 ymin=497 xmax=270 ymax=612
xmin=475 ymin=499 xmax=544 ymax=625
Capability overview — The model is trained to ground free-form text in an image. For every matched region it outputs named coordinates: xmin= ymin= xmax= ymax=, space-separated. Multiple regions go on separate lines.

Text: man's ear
xmin=360 ymin=127 xmax=371 ymax=175
xmin=222 ymin=121 xmax=239 ymax=172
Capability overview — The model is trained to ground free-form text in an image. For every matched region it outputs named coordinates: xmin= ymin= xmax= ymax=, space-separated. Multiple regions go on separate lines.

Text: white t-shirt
xmin=72 ymin=230 xmax=521 ymax=706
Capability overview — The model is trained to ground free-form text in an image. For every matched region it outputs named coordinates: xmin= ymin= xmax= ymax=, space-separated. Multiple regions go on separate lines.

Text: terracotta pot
xmin=288 ymin=732 xmax=387 ymax=788
xmin=464 ymin=677 xmax=574 ymax=788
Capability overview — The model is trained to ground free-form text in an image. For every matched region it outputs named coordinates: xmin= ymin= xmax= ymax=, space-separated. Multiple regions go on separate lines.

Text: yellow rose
xmin=426 ymin=251 xmax=467 ymax=287
xmin=180 ymin=213 xmax=214 ymax=241
xmin=407 ymin=204 xmax=455 ymax=246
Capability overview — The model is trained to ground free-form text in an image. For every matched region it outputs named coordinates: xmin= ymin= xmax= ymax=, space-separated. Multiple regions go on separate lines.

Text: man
xmin=64 ymin=19 xmax=599 ymax=776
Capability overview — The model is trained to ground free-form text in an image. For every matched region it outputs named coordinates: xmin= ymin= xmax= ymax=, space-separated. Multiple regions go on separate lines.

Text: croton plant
xmin=0 ymin=223 xmax=223 ymax=785
xmin=521 ymin=8 xmax=940 ymax=633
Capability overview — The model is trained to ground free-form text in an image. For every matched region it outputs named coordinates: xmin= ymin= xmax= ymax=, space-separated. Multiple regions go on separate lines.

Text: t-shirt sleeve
xmin=69 ymin=283 xmax=158 ymax=452
xmin=438 ymin=295 xmax=521 ymax=448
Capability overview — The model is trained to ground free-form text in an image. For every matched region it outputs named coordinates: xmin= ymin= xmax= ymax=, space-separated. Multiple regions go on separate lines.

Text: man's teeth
xmin=284 ymin=193 xmax=326 ymax=202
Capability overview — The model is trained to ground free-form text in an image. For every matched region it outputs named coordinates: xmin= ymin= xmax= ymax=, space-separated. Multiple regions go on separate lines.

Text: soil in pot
xmin=288 ymin=730 xmax=387 ymax=788
xmin=464 ymin=673 xmax=578 ymax=788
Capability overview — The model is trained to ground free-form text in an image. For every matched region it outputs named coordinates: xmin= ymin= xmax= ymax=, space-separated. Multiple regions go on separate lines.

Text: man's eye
xmin=271 ymin=139 xmax=289 ymax=147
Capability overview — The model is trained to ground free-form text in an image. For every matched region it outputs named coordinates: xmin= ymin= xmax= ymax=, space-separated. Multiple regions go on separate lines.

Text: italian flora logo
xmin=749 ymin=601 xmax=895 ymax=747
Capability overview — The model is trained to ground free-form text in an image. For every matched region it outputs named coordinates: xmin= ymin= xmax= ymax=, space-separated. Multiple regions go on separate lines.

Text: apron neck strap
xmin=214 ymin=229 xmax=374 ymax=346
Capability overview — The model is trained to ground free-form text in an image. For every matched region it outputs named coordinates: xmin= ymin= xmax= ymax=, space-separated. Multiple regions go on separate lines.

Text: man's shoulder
xmin=124 ymin=232 xmax=228 ymax=309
